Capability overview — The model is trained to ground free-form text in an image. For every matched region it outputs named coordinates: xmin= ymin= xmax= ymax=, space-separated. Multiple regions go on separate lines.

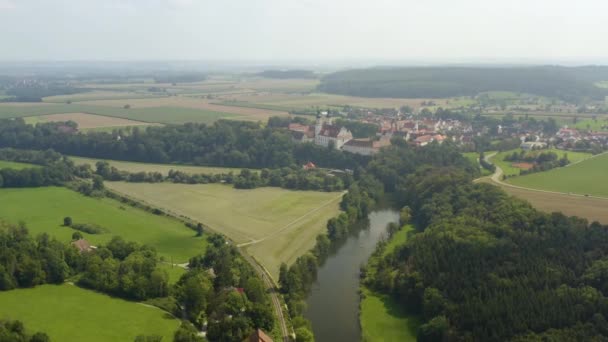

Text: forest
xmin=318 ymin=66 xmax=608 ymax=102
xmin=359 ymin=143 xmax=608 ymax=341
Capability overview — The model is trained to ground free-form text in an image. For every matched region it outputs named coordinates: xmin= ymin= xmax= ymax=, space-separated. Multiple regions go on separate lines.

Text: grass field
xmin=360 ymin=288 xmax=420 ymax=342
xmin=507 ymin=153 xmax=608 ymax=197
xmin=70 ymin=156 xmax=250 ymax=175
xmin=0 ymin=284 xmax=179 ymax=342
xmin=105 ymin=182 xmax=343 ymax=278
xmin=79 ymin=96 xmax=289 ymax=121
xmin=0 ymin=103 xmax=238 ymax=124
xmin=491 ymin=148 xmax=592 ymax=177
xmin=219 ymin=92 xmax=470 ymax=111
xmin=0 ymin=160 xmax=39 ymax=170
xmin=43 ymin=90 xmax=164 ymax=103
xmin=24 ymin=112 xmax=158 ymax=129
xmin=361 ymin=225 xmax=419 ymax=342
xmin=158 ymin=263 xmax=187 ymax=284
xmin=572 ymin=117 xmax=608 ymax=131
xmin=482 ymin=178 xmax=608 ymax=224
xmin=0 ymin=187 xmax=206 ymax=263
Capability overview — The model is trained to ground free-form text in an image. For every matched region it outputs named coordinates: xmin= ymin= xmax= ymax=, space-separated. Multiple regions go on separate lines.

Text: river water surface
xmin=304 ymin=209 xmax=399 ymax=342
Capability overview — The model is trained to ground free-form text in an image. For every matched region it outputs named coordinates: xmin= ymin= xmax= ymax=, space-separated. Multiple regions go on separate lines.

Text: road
xmin=476 ymin=152 xmax=608 ymax=223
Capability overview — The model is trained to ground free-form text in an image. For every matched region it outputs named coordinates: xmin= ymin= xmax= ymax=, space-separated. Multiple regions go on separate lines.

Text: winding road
xmin=477 ymin=152 xmax=608 ymax=223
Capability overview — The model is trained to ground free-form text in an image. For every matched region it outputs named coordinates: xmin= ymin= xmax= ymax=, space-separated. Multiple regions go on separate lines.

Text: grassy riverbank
xmin=360 ymin=224 xmax=420 ymax=341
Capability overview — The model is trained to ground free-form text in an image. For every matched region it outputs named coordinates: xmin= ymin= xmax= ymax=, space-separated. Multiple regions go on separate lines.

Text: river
xmin=304 ymin=208 xmax=400 ymax=342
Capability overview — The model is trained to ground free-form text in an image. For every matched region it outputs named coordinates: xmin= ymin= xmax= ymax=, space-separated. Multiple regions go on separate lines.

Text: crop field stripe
xmin=237 ymin=190 xmax=346 ymax=247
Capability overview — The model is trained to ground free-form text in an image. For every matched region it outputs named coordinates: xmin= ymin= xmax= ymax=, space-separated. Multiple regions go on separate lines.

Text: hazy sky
xmin=1 ymin=0 xmax=607 ymax=63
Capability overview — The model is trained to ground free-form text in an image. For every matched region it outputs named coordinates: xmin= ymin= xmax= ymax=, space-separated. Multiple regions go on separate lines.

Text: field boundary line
xmin=236 ymin=190 xmax=346 ymax=248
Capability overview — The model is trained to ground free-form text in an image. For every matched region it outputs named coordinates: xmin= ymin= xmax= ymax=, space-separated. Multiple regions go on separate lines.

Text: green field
xmin=0 ymin=160 xmax=39 ymax=170
xmin=361 ymin=288 xmax=420 ymax=342
xmin=491 ymin=148 xmax=592 ymax=177
xmin=462 ymin=152 xmax=493 ymax=176
xmin=572 ymin=117 xmax=608 ymax=131
xmin=105 ymin=182 xmax=343 ymax=278
xmin=158 ymin=263 xmax=187 ymax=284
xmin=0 ymin=187 xmax=206 ymax=263
xmin=361 ymin=225 xmax=419 ymax=342
xmin=70 ymin=156 xmax=250 ymax=176
xmin=0 ymin=284 xmax=179 ymax=342
xmin=508 ymin=153 xmax=608 ymax=197
xmin=43 ymin=91 xmax=164 ymax=103
xmin=0 ymin=103 xmax=237 ymax=124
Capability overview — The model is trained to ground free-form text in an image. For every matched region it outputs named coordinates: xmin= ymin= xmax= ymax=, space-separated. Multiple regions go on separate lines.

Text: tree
xmin=71 ymin=231 xmax=83 ymax=241
xmin=124 ymin=104 xmax=131 ymax=109
xmin=278 ymin=263 xmax=289 ymax=291
xmin=250 ymin=303 xmax=274 ymax=331
xmin=195 ymin=223 xmax=204 ymax=237
xmin=63 ymin=217 xmax=72 ymax=227
xmin=30 ymin=332 xmax=51 ymax=342
xmin=294 ymin=327 xmax=314 ymax=342
xmin=418 ymin=316 xmax=449 ymax=342
xmin=92 ymin=175 xmax=105 ymax=191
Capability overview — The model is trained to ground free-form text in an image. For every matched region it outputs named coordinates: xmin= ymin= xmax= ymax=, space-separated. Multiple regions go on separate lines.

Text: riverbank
xmin=359 ymin=224 xmax=420 ymax=341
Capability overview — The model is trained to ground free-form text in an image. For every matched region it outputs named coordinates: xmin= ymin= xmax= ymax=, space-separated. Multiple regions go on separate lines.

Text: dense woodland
xmin=0 ymin=119 xmax=369 ymax=170
xmin=318 ymin=66 xmax=608 ymax=102
xmin=0 ymin=319 xmax=49 ymax=342
xmin=358 ymin=143 xmax=608 ymax=341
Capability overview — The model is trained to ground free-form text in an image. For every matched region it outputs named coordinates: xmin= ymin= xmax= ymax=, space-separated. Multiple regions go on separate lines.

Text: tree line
xmin=94 ymin=161 xmax=349 ymax=192
xmin=0 ymin=119 xmax=369 ymax=170
xmin=318 ymin=66 xmax=608 ymax=102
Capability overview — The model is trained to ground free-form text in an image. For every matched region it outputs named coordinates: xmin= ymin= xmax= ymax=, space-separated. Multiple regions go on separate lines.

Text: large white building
xmin=314 ymin=116 xmax=353 ymax=149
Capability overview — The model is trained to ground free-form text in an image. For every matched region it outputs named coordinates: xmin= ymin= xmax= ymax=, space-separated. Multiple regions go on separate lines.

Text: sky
xmin=1 ymin=0 xmax=607 ymax=64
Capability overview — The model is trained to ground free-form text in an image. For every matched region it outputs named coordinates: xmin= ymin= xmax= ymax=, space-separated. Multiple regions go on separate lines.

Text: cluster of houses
xmin=288 ymin=114 xmax=391 ymax=155
xmin=553 ymin=127 xmax=608 ymax=149
xmin=288 ymin=113 xmax=474 ymax=154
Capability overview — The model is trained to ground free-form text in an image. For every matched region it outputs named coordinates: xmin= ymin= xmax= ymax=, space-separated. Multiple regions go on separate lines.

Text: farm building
xmin=71 ymin=239 xmax=95 ymax=253
xmin=246 ymin=329 xmax=273 ymax=342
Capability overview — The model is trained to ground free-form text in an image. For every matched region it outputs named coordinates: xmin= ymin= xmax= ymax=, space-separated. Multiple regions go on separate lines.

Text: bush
xmin=70 ymin=223 xmax=107 ymax=234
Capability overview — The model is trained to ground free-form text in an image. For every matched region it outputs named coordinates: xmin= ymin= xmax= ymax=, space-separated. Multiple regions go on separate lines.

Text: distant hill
xmin=318 ymin=66 xmax=608 ymax=102
xmin=257 ymin=70 xmax=316 ymax=79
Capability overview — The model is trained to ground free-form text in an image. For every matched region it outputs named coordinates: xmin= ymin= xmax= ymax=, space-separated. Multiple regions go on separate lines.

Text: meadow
xmin=0 ymin=160 xmax=39 ymax=170
xmin=360 ymin=225 xmax=419 ymax=342
xmin=483 ymin=178 xmax=608 ymax=224
xmin=491 ymin=148 xmax=592 ymax=177
xmin=0 ymin=102 xmax=237 ymax=124
xmin=42 ymin=90 xmax=163 ymax=103
xmin=507 ymin=152 xmax=608 ymax=197
xmin=360 ymin=288 xmax=419 ymax=342
xmin=105 ymin=182 xmax=343 ymax=278
xmin=70 ymin=156 xmax=250 ymax=175
xmin=24 ymin=112 xmax=157 ymax=129
xmin=0 ymin=284 xmax=179 ymax=342
xmin=0 ymin=187 xmax=207 ymax=263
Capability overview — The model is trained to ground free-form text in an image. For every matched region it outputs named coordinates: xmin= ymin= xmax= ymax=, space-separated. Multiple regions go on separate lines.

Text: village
xmin=286 ymin=109 xmax=608 ymax=157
